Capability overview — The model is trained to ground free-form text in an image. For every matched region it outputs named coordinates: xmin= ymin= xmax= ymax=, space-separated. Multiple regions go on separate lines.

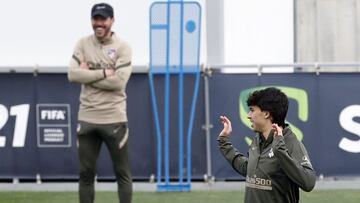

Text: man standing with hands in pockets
xmin=218 ymin=87 xmax=316 ymax=203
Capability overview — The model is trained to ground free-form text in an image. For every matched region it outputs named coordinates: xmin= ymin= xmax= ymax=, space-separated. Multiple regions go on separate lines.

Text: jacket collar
xmin=257 ymin=124 xmax=291 ymax=150
xmin=93 ymin=32 xmax=115 ymax=45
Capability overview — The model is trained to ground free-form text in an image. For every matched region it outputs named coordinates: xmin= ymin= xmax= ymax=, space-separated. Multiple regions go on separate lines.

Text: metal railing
xmin=2 ymin=62 xmax=360 ymax=74
xmin=207 ymin=62 xmax=360 ymax=75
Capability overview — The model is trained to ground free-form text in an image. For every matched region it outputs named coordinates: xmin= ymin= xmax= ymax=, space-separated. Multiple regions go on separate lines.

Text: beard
xmin=93 ymin=25 xmax=111 ymax=40
xmin=251 ymin=123 xmax=261 ymax=133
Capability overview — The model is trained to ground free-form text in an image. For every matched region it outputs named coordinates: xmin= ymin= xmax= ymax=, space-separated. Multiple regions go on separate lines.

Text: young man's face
xmin=247 ymin=105 xmax=270 ymax=133
xmin=92 ymin=15 xmax=114 ymax=40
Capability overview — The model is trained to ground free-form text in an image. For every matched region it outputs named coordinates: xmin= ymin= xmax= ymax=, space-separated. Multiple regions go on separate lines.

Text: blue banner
xmin=210 ymin=73 xmax=360 ymax=179
xmin=1 ymin=72 xmax=360 ymax=180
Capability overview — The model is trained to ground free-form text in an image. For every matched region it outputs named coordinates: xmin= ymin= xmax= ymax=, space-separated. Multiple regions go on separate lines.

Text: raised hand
xmin=272 ymin=123 xmax=283 ymax=138
xmin=219 ymin=116 xmax=232 ymax=137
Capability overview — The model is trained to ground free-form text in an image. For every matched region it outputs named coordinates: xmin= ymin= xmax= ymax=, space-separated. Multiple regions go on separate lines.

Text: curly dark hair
xmin=246 ymin=87 xmax=288 ymax=128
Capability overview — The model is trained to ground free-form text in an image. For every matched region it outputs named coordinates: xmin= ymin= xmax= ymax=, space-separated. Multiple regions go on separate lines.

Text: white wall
xmin=0 ymin=0 xmax=292 ymax=67
xmin=224 ymin=0 xmax=294 ymax=64
xmin=0 ymin=0 xmax=205 ymax=67
xmin=297 ymin=0 xmax=360 ymax=63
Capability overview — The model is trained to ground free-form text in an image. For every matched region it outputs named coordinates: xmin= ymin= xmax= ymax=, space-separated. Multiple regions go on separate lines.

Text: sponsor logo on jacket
xmin=268 ymin=148 xmax=274 ymax=158
xmin=246 ymin=175 xmax=272 ymax=190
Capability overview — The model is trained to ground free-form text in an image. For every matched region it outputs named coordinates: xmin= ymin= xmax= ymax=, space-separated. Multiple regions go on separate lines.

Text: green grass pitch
xmin=0 ymin=190 xmax=359 ymax=203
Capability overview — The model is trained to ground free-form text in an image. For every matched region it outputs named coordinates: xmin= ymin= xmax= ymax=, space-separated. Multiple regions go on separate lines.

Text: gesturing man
xmin=218 ymin=87 xmax=315 ymax=203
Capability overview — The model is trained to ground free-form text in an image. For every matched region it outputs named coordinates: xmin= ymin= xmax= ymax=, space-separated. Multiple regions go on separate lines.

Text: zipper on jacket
xmin=255 ymin=137 xmax=261 ymax=169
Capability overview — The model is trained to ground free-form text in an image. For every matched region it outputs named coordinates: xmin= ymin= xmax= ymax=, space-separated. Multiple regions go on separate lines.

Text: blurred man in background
xmin=68 ymin=2 xmax=133 ymax=203
xmin=218 ymin=87 xmax=315 ymax=203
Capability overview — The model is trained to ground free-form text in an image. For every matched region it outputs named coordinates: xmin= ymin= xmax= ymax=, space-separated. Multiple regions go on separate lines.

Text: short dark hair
xmin=246 ymin=87 xmax=288 ymax=128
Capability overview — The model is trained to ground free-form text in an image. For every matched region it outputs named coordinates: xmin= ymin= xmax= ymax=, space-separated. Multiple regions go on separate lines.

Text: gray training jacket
xmin=218 ymin=126 xmax=316 ymax=203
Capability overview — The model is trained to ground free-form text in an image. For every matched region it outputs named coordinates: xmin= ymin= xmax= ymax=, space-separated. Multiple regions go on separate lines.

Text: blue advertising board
xmin=209 ymin=72 xmax=360 ymax=179
xmin=0 ymin=72 xmax=360 ymax=180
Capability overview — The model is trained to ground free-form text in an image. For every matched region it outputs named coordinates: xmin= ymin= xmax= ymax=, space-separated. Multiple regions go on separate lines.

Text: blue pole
xmin=187 ymin=3 xmax=202 ymax=185
xmin=164 ymin=1 xmax=171 ymax=185
xmin=149 ymin=73 xmax=162 ymax=185
xmin=178 ymin=1 xmax=185 ymax=185
xmin=148 ymin=3 xmax=163 ymax=186
xmin=186 ymin=71 xmax=200 ymax=184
